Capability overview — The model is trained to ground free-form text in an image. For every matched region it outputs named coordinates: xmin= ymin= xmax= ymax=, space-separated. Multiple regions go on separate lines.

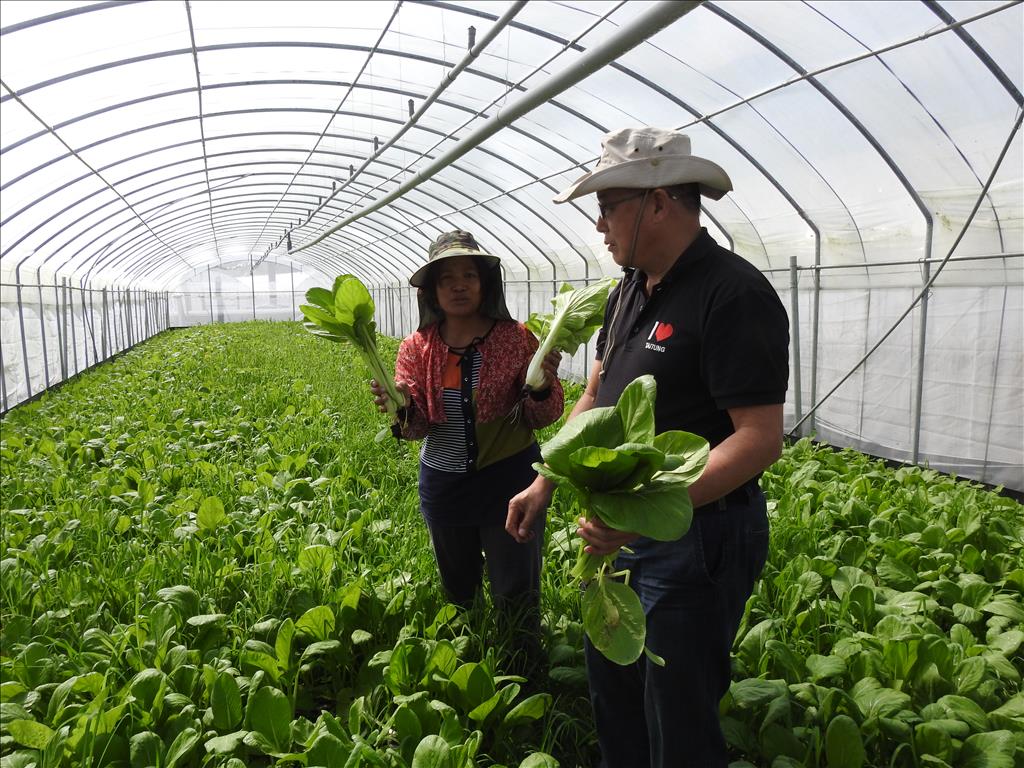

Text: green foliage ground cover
xmin=1 ymin=321 xmax=1021 ymax=767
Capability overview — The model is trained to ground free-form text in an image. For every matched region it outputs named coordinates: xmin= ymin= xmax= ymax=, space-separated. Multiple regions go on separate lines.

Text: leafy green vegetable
xmin=523 ymin=278 xmax=617 ymax=390
xmin=300 ymin=274 xmax=404 ymax=422
xmin=536 ymin=374 xmax=709 ymax=664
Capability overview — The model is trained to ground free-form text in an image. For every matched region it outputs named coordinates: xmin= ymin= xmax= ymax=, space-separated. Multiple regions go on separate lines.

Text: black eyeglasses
xmin=596 ymin=191 xmax=647 ymax=220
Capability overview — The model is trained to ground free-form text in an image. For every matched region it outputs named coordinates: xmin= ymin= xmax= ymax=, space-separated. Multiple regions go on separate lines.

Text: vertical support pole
xmin=112 ymin=286 xmax=121 ymax=351
xmin=69 ymin=280 xmax=80 ymax=373
xmin=810 ymin=246 xmax=821 ymax=435
xmin=0 ymin=327 xmax=6 ymax=411
xmin=981 ymin=285 xmax=1008 ymax=482
xmin=58 ymin=277 xmax=68 ymax=379
xmin=16 ymin=270 xmax=32 ymax=401
xmin=145 ymin=290 xmax=151 ymax=338
xmin=125 ymin=288 xmax=133 ymax=347
xmin=911 ymin=258 xmax=931 ymax=464
xmin=88 ymin=283 xmax=99 ymax=364
xmin=207 ymin=265 xmax=215 ymax=324
xmin=788 ymin=256 xmax=803 ymax=438
xmin=250 ymin=259 xmax=257 ymax=320
xmin=388 ymin=286 xmax=396 ymax=336
xmin=290 ymin=267 xmax=296 ymax=321
xmin=37 ymin=274 xmax=50 ymax=388
xmin=101 ymin=288 xmax=109 ymax=359
xmin=80 ymin=283 xmax=90 ymax=370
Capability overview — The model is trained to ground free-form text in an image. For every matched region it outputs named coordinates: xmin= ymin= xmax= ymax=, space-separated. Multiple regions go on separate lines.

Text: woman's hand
xmin=537 ymin=350 xmax=562 ymax=390
xmin=370 ymin=378 xmax=411 ymax=413
xmin=506 ymin=475 xmax=556 ymax=543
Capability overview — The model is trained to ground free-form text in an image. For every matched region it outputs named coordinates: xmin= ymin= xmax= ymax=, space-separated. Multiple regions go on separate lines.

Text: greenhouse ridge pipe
xmin=290 ymin=0 xmax=701 ymax=254
xmin=184 ymin=0 xmax=222 ymax=266
xmin=787 ymin=108 xmax=1023 ymax=439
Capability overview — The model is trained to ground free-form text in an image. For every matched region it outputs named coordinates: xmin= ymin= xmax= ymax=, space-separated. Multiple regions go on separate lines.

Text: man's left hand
xmin=578 ymin=515 xmax=638 ymax=556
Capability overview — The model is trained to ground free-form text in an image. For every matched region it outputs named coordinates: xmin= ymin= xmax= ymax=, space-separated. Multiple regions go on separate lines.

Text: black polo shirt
xmin=595 ymin=228 xmax=789 ymax=448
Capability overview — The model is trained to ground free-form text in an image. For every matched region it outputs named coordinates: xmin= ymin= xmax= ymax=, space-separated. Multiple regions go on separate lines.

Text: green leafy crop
xmin=300 ymin=274 xmax=404 ymax=432
xmin=536 ymin=374 xmax=709 ymax=665
xmin=523 ymin=278 xmax=617 ymax=391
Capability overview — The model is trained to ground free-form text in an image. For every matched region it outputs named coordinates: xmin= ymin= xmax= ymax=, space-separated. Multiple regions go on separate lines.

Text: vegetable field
xmin=1 ymin=322 xmax=1021 ymax=768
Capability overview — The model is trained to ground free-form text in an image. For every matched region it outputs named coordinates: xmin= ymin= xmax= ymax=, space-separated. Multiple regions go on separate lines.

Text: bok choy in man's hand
xmin=535 ymin=374 xmax=708 ymax=665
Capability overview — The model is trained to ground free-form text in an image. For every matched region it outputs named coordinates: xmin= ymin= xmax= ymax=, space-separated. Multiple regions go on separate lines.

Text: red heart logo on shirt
xmin=654 ymin=322 xmax=674 ymax=342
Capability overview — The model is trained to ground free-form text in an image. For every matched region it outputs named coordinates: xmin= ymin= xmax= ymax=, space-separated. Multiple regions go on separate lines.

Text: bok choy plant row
xmin=1 ymin=322 xmax=1021 ymax=768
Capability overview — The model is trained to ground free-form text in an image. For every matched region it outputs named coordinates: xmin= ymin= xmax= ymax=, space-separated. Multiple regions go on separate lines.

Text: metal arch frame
xmin=8 ymin=145 xmax=537 ymax=287
xmin=123 ymin=175 xmax=528 ymax=289
xmin=4 ymin=3 xmax=1017 ymax=287
xmin=2 ymin=74 xmax=603 ymax=274
xmin=247 ymin=0 xmax=408 ymax=262
xmin=4 ymin=111 xmax=584 ymax=285
xmin=805 ymin=0 xmax=1011 ymax=253
xmin=2 ymin=9 xmax=627 ymax=286
xmin=288 ymin=3 xmax=701 ymax=255
xmin=106 ymin=200 xmax=401 ymax=287
xmin=925 ymin=0 xmax=1023 ymax=107
xmin=183 ymin=0 xmax=222 ymax=265
xmin=382 ymin=1 xmax=808 ymax=268
xmin=0 ymin=1 xmax=146 ymax=35
xmin=247 ymin=2 xmax=533 ymax=267
xmin=89 ymin=155 xmax=545 ymax=284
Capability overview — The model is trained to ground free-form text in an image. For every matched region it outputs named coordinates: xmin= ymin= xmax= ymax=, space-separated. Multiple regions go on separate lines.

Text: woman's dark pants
xmin=425 ymin=515 xmax=546 ymax=673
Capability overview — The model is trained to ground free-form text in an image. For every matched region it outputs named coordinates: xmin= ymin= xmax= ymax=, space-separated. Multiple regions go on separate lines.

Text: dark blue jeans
xmin=584 ymin=487 xmax=770 ymax=768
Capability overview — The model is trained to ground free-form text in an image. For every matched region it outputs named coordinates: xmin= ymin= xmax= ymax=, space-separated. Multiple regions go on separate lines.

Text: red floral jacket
xmin=394 ymin=320 xmax=564 ymax=440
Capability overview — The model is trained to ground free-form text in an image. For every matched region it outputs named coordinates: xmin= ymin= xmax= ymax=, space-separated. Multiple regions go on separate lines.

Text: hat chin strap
xmin=622 ymin=188 xmax=651 ymax=271
xmin=600 ymin=188 xmax=651 ymax=382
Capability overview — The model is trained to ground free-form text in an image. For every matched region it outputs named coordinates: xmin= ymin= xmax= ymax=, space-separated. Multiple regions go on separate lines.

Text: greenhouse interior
xmin=1 ymin=1 xmax=1021 ymax=767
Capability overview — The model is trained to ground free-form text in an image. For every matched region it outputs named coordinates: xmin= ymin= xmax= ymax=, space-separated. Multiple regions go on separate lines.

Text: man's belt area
xmin=694 ymin=479 xmax=759 ymax=515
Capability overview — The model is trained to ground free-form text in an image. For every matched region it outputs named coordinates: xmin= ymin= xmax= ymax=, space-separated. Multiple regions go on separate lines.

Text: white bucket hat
xmin=553 ymin=127 xmax=732 ymax=203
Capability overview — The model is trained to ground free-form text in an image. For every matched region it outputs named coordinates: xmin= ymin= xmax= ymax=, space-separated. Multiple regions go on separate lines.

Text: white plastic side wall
xmin=0 ymin=279 xmax=169 ymax=412
xmin=3 ymin=268 xmax=1020 ymax=491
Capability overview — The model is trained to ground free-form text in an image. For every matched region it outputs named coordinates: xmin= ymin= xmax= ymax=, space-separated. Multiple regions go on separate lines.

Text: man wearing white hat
xmin=508 ymin=127 xmax=790 ymax=767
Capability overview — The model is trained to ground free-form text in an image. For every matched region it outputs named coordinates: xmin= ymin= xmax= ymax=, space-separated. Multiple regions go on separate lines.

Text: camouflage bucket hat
xmin=412 ymin=230 xmax=512 ymax=330
xmin=409 ymin=230 xmax=500 ymax=287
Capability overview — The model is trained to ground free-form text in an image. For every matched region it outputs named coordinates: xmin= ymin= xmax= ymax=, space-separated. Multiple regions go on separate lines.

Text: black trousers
xmin=424 ymin=514 xmax=546 ymax=669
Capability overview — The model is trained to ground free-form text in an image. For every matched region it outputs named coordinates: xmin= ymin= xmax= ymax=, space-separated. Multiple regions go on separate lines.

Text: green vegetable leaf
xmin=301 ymin=275 xmax=403 ymax=417
xmin=245 ymin=686 xmax=292 ymax=754
xmin=567 ymin=445 xmax=644 ymax=491
xmin=197 ymin=496 xmax=226 ymax=530
xmin=129 ymin=731 xmax=164 ymax=768
xmin=541 ymin=406 xmax=624 ymax=479
xmin=411 ymin=734 xmax=451 ymax=768
xmin=8 ymin=719 xmax=55 ymax=749
xmin=524 ymin=278 xmax=616 ymax=390
xmin=588 ymin=475 xmax=693 ymax=541
xmin=653 ymin=430 xmax=710 ymax=481
xmin=582 ymin=577 xmax=646 ymax=665
xmin=211 ymin=671 xmax=242 ymax=731
xmin=613 ymin=374 xmax=657 ymax=444
xmin=825 ymin=714 xmax=865 ymax=768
